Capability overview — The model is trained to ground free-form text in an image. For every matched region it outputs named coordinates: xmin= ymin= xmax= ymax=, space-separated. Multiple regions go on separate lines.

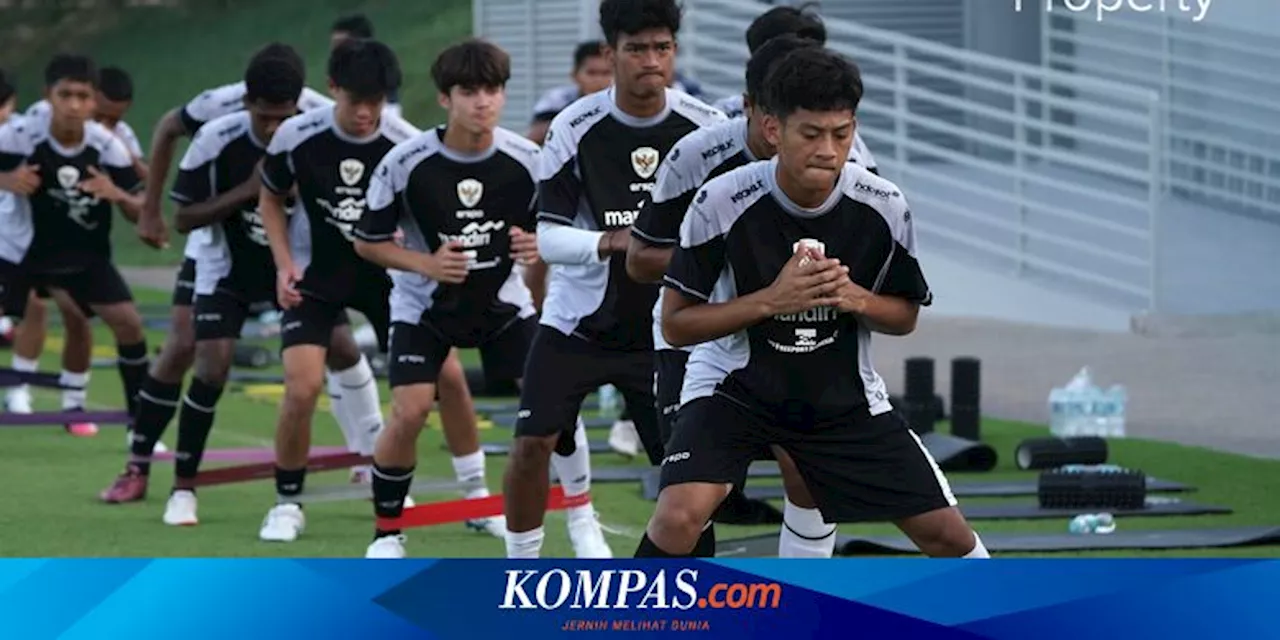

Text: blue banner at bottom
xmin=0 ymin=559 xmax=1274 ymax=639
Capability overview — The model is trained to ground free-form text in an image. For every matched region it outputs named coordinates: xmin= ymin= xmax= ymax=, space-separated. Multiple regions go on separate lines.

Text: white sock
xmin=331 ymin=356 xmax=383 ymax=456
xmin=552 ymin=416 xmax=594 ymax=521
xmin=325 ymin=370 xmax=359 ymax=452
xmin=59 ymin=370 xmax=89 ymax=410
xmin=8 ymin=355 xmax=36 ymax=402
xmin=963 ymin=532 xmax=990 ymax=558
xmin=452 ymin=450 xmax=490 ymax=500
xmin=778 ymin=499 xmax=837 ymax=558
xmin=505 ymin=526 xmax=544 ymax=558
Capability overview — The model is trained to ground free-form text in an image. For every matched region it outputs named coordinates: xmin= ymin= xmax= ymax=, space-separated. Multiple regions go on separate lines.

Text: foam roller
xmin=1015 ymin=436 xmax=1109 ymax=470
xmin=232 ymin=344 xmax=273 ymax=369
xmin=951 ymin=357 xmax=980 ymax=440
xmin=1038 ymin=466 xmax=1147 ymax=510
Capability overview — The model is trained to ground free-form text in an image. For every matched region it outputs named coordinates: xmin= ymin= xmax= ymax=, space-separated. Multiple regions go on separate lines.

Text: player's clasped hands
xmin=765 ymin=245 xmax=849 ymax=315
xmin=78 ymin=166 xmax=123 ymax=202
xmin=509 ymin=226 xmax=538 ymax=266
xmin=423 ymin=240 xmax=469 ymax=284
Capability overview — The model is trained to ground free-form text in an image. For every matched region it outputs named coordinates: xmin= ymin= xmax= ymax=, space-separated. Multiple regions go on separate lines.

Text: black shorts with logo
xmin=387 ymin=315 xmax=536 ymax=388
xmin=0 ymin=258 xmax=131 ymax=319
xmin=171 ymin=258 xmax=197 ymax=307
xmin=660 ymin=393 xmax=958 ymax=523
xmin=654 ymin=348 xmax=689 ymax=448
xmin=514 ymin=326 xmax=663 ymax=465
xmin=193 ymin=279 xmax=278 ymax=342
xmin=280 ymin=285 xmax=390 ymax=354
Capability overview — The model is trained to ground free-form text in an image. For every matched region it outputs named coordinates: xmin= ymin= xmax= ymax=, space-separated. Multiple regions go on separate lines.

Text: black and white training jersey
xmin=0 ymin=118 xmax=141 ymax=269
xmin=538 ymin=87 xmax=725 ymax=351
xmin=24 ymin=100 xmax=144 ymax=159
xmin=666 ymin=159 xmax=930 ymax=424
xmin=634 ymin=117 xmax=877 ymax=352
xmin=357 ymin=126 xmax=539 ymax=339
xmin=179 ymin=81 xmax=332 ymax=136
xmin=708 ymin=94 xmax=879 ymax=172
xmin=170 ymin=111 xmax=274 ymax=297
xmin=531 ymin=85 xmax=580 ymax=123
xmin=261 ymin=106 xmax=419 ymax=303
xmin=178 ymin=82 xmax=332 ymax=262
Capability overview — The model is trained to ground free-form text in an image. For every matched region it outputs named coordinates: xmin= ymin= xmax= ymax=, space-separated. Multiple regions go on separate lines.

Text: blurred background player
xmin=526 ymin=41 xmax=614 ymax=147
xmin=7 ymin=66 xmax=146 ymax=441
xmin=331 ymin=13 xmax=403 ymax=119
xmin=0 ymin=54 xmax=151 ymax=444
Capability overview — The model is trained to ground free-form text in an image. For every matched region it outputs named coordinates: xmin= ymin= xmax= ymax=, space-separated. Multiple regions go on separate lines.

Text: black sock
xmin=275 ymin=466 xmax=306 ymax=504
xmin=372 ymin=464 xmax=414 ymax=538
xmin=116 ymin=341 xmax=149 ymax=419
xmin=634 ymin=532 xmax=692 ymax=558
xmin=173 ymin=378 xmax=223 ymax=485
xmin=128 ymin=376 xmax=183 ymax=475
xmin=692 ymin=523 xmax=717 ymax=557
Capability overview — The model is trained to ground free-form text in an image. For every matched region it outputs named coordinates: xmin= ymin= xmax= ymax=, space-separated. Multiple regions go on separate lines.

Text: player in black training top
xmin=628 ymin=35 xmax=858 ymax=558
xmin=99 ymin=54 xmax=305 ymax=519
xmin=0 ymin=54 xmax=151 ymax=439
xmin=636 ymin=48 xmax=989 ymax=559
xmin=257 ymin=39 xmax=417 ymax=543
xmin=353 ymin=40 xmax=541 ymax=558
xmin=500 ymin=0 xmax=725 ymax=561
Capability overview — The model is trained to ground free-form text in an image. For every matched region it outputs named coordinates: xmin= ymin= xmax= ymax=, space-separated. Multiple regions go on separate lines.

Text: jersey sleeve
xmin=179 ymin=87 xmax=228 ymax=135
xmin=354 ymin=158 xmax=402 ymax=243
xmin=169 ymin=126 xmax=220 ymax=204
xmin=0 ymin=122 xmax=30 ymax=171
xmin=874 ymin=197 xmax=931 ymax=305
xmin=536 ymin=118 xmax=583 ymax=227
xmin=260 ymin=120 xmax=298 ymax=195
xmin=100 ymin=134 xmax=142 ymax=193
xmin=664 ymin=188 xmax=728 ymax=302
xmin=116 ymin=122 xmax=145 ymax=158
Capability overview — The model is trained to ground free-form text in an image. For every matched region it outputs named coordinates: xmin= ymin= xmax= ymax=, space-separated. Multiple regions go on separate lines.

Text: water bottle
xmin=1068 ymin=512 xmax=1116 ymax=535
xmin=598 ymin=384 xmax=620 ymax=419
xmin=1049 ymin=368 xmax=1094 ymax=437
xmin=1102 ymin=384 xmax=1128 ymax=438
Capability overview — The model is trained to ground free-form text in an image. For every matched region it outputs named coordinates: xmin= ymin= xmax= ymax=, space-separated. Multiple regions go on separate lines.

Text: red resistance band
xmin=376 ymin=486 xmax=592 ymax=530
xmin=193 ymin=452 xmax=371 ymax=487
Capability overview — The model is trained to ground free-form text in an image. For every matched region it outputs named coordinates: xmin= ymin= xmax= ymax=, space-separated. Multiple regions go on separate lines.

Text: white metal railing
xmin=1044 ymin=12 xmax=1280 ymax=224
xmin=682 ymin=0 xmax=1165 ymax=311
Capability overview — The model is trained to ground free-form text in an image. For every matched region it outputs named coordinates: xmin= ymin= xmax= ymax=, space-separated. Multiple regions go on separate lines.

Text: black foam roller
xmin=1038 ymin=466 xmax=1146 ymax=510
xmin=950 ymin=357 xmax=981 ymax=440
xmin=903 ymin=396 xmax=937 ymax=434
xmin=1015 ymin=436 xmax=1109 ymax=470
xmin=904 ymin=357 xmax=935 ymax=400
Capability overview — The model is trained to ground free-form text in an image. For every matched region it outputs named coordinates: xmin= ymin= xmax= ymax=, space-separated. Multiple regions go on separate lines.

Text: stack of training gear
xmin=902 ymin=357 xmax=997 ymax=472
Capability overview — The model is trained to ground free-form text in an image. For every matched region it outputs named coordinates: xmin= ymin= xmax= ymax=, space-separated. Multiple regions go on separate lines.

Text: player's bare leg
xmin=638 ymin=482 xmax=733 ymax=556
xmin=163 ymin=335 xmax=237 ymax=526
xmin=259 ymin=344 xmax=326 ymax=542
xmin=365 ymin=382 xmax=437 ymax=558
xmin=101 ymin=301 xmax=193 ymax=503
xmin=436 ymin=349 xmax=504 ymax=537
xmin=894 ymin=508 xmax=988 ymax=558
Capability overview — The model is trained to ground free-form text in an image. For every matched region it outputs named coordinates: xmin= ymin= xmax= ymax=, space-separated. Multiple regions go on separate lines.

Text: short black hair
xmin=98 ymin=66 xmax=133 ymax=102
xmin=250 ymin=42 xmax=307 ymax=80
xmin=762 ymin=47 xmax=862 ymax=120
xmin=328 ymin=38 xmax=401 ymax=100
xmin=332 ymin=13 xmax=374 ymax=39
xmin=0 ymin=68 xmax=15 ymax=105
xmin=245 ymin=53 xmax=304 ymax=105
xmin=745 ymin=34 xmax=817 ymax=104
xmin=598 ymin=0 xmax=682 ymax=46
xmin=746 ymin=5 xmax=826 ymax=54
xmin=44 ymin=54 xmax=97 ymax=88
xmin=432 ymin=39 xmax=511 ymax=95
xmin=573 ymin=41 xmax=605 ymax=70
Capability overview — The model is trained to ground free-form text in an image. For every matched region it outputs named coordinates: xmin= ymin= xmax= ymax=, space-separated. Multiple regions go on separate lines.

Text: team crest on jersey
xmin=631 ymin=147 xmax=660 ymax=180
xmin=56 ymin=166 xmax=80 ymax=190
xmin=456 ymin=178 xmax=483 ymax=208
xmin=339 ymin=159 xmax=365 ymax=186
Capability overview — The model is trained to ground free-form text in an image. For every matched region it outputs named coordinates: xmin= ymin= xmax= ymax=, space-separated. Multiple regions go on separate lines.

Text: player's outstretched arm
xmin=136 ymin=108 xmax=186 ymax=248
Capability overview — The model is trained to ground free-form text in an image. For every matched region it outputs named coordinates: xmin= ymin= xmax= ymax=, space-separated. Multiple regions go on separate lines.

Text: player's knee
xmin=435 ymin=353 xmax=467 ymax=391
xmin=283 ymin=371 xmax=325 ymax=407
xmin=651 ymin=501 xmax=706 ymax=545
xmin=192 ymin=346 xmax=232 ymax=388
xmin=325 ymin=328 xmax=362 ymax=370
xmin=510 ymin=435 xmax=556 ymax=469
xmin=390 ymin=394 xmax=433 ymax=432
xmin=100 ymin=305 xmax=145 ymax=344
xmin=902 ymin=509 xmax=974 ymax=557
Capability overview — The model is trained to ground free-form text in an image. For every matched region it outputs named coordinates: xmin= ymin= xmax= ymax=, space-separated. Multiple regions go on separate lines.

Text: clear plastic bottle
xmin=598 ymin=384 xmax=620 ymax=419
xmin=1103 ymin=384 xmax=1128 ymax=438
xmin=1049 ymin=368 xmax=1095 ymax=437
xmin=1068 ymin=513 xmax=1116 ymax=535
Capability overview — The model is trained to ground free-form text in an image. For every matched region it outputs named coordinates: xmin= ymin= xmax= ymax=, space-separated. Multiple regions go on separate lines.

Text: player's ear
xmin=328 ymin=79 xmax=339 ymax=99
xmin=762 ymin=113 xmax=782 ymax=148
xmin=437 ymin=91 xmax=450 ymax=111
